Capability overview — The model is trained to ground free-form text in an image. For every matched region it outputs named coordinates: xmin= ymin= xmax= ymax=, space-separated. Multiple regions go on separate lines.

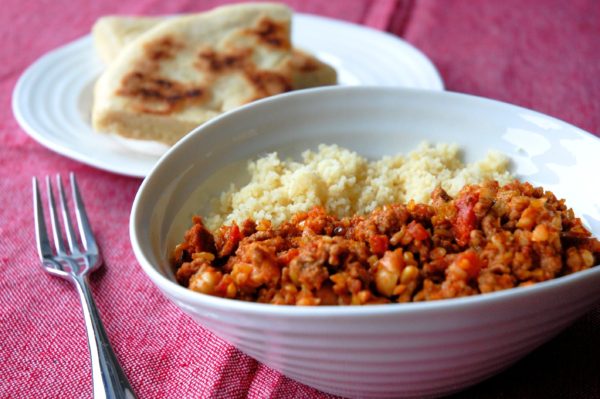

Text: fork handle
xmin=72 ymin=275 xmax=137 ymax=399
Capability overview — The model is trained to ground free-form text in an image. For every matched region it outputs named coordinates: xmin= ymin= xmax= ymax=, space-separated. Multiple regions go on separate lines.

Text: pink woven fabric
xmin=1 ymin=0 xmax=599 ymax=398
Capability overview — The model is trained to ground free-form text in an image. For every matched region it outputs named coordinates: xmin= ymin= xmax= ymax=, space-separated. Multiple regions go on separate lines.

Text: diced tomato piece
xmin=214 ymin=278 xmax=229 ymax=296
xmin=455 ymin=250 xmax=482 ymax=279
xmin=218 ymin=223 xmax=241 ymax=257
xmin=369 ymin=234 xmax=389 ymax=256
xmin=407 ymin=221 xmax=429 ymax=241
xmin=453 ymin=192 xmax=479 ymax=246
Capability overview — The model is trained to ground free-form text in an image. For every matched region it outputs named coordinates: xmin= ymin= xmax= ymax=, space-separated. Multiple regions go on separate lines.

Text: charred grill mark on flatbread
xmin=245 ymin=17 xmax=291 ymax=49
xmin=194 ymin=45 xmax=292 ymax=102
xmin=195 ymin=47 xmax=252 ymax=73
xmin=116 ymin=36 xmax=209 ymax=115
xmin=144 ymin=36 xmax=183 ymax=60
xmin=117 ymin=73 xmax=208 ymax=115
xmin=244 ymin=70 xmax=292 ymax=101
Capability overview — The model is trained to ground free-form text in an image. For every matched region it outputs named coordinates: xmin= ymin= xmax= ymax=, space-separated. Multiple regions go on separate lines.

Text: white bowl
xmin=130 ymin=87 xmax=600 ymax=398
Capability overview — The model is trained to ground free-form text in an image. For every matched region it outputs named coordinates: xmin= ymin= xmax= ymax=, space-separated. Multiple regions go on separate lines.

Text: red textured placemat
xmin=1 ymin=0 xmax=599 ymax=398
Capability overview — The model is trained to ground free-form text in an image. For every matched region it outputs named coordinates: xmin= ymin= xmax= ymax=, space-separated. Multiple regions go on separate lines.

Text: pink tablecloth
xmin=1 ymin=0 xmax=599 ymax=398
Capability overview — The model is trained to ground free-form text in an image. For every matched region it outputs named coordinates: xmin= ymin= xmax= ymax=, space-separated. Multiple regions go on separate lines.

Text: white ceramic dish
xmin=130 ymin=87 xmax=600 ymax=398
xmin=12 ymin=14 xmax=443 ymax=178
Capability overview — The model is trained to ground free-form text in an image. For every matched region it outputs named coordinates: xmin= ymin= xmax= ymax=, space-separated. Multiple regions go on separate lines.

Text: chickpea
xmin=374 ymin=250 xmax=403 ymax=297
xmin=189 ymin=267 xmax=221 ymax=295
xmin=531 ymin=224 xmax=549 ymax=242
xmin=192 ymin=251 xmax=215 ymax=261
xmin=401 ymin=266 xmax=419 ymax=284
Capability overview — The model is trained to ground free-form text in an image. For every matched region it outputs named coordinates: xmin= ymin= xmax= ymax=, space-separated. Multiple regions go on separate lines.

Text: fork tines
xmin=33 ymin=173 xmax=99 ymax=268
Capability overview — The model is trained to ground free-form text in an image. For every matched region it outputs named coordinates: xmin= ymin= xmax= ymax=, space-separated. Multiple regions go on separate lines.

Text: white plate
xmin=12 ymin=14 xmax=444 ymax=178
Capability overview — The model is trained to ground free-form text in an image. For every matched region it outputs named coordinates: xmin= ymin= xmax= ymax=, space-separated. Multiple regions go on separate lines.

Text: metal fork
xmin=33 ymin=173 xmax=136 ymax=399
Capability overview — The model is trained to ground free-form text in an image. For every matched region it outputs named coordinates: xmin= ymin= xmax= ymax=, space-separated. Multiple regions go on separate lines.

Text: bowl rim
xmin=130 ymin=85 xmax=600 ymax=317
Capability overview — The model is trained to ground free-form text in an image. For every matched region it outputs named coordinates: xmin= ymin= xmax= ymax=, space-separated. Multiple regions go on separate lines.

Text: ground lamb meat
xmin=172 ymin=180 xmax=600 ymax=305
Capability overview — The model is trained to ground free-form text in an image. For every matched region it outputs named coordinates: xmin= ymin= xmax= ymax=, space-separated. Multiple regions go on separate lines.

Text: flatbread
xmin=92 ymin=3 xmax=337 ymax=145
xmin=93 ymin=16 xmax=163 ymax=64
